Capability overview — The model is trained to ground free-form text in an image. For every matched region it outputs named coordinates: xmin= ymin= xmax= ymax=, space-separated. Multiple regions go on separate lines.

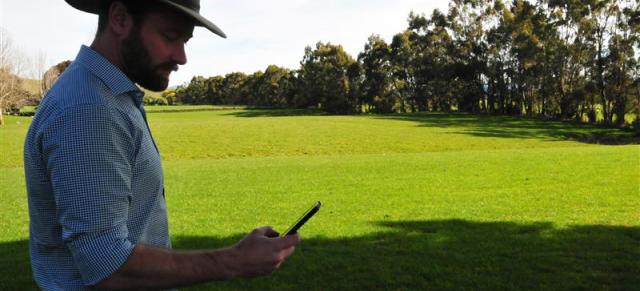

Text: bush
xmin=144 ymin=95 xmax=169 ymax=106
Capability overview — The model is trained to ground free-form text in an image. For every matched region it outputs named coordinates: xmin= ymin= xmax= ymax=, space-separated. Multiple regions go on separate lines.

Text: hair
xmin=95 ymin=0 xmax=163 ymax=36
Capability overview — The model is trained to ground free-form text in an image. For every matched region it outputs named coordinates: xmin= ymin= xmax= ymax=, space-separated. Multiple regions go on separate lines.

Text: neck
xmin=90 ymin=34 xmax=127 ymax=73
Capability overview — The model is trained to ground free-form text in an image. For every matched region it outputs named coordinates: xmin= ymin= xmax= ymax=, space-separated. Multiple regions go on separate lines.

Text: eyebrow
xmin=152 ymin=10 xmax=194 ymax=39
xmin=163 ymin=26 xmax=193 ymax=40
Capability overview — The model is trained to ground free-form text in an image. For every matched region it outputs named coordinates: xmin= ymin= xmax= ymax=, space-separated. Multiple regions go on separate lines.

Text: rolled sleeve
xmin=41 ymin=104 xmax=136 ymax=285
xmin=66 ymin=226 xmax=135 ymax=285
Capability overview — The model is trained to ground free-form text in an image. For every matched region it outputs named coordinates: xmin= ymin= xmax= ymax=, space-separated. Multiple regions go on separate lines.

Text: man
xmin=23 ymin=0 xmax=300 ymax=290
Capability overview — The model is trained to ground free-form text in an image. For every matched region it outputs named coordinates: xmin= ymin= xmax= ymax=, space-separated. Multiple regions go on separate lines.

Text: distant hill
xmin=20 ymin=78 xmax=165 ymax=100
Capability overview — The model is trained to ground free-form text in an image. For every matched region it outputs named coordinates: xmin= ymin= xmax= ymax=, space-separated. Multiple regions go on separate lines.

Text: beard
xmin=121 ymin=27 xmax=178 ymax=92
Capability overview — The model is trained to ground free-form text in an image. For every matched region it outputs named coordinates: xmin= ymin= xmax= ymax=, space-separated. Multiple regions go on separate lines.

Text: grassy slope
xmin=0 ymin=110 xmax=638 ymax=290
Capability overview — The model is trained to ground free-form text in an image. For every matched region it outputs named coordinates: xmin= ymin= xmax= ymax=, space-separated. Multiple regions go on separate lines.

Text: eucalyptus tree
xmin=485 ymin=0 xmax=518 ymax=114
xmin=241 ymin=71 xmax=263 ymax=106
xmin=389 ymin=30 xmax=417 ymax=112
xmin=403 ymin=10 xmax=455 ymax=112
xmin=630 ymin=0 xmax=640 ymax=129
xmin=606 ymin=0 xmax=638 ymax=126
xmin=298 ymin=42 xmax=358 ymax=114
xmin=221 ymin=72 xmax=248 ymax=105
xmin=447 ymin=0 xmax=494 ymax=113
xmin=256 ymin=65 xmax=295 ymax=107
xmin=578 ymin=0 xmax=621 ymax=124
xmin=359 ymin=34 xmax=395 ymax=113
xmin=544 ymin=0 xmax=589 ymax=120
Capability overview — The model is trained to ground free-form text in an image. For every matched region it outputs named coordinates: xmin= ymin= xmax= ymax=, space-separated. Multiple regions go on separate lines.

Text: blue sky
xmin=1 ymin=0 xmax=449 ymax=87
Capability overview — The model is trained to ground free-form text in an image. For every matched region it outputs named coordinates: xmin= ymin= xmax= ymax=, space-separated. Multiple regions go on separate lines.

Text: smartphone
xmin=282 ymin=201 xmax=321 ymax=236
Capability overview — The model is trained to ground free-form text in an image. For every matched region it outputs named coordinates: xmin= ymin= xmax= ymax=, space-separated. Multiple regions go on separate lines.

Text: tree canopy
xmin=166 ymin=0 xmax=640 ymax=127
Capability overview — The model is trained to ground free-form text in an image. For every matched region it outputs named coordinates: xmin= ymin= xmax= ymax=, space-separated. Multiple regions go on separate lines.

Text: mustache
xmin=155 ymin=63 xmax=179 ymax=72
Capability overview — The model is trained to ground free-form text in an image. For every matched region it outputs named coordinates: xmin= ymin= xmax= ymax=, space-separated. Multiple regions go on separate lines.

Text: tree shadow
xmin=224 ymin=110 xmax=637 ymax=144
xmin=0 ymin=239 xmax=35 ymax=290
xmin=174 ymin=220 xmax=639 ymax=290
xmin=4 ymin=220 xmax=638 ymax=290
xmin=375 ymin=113 xmax=639 ymax=145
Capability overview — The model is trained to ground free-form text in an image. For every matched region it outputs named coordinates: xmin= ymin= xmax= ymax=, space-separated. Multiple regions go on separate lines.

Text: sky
xmin=0 ymin=0 xmax=450 ymax=87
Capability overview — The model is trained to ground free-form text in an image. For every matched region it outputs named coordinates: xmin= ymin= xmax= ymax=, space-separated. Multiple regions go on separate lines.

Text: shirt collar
xmin=74 ymin=45 xmax=145 ymax=106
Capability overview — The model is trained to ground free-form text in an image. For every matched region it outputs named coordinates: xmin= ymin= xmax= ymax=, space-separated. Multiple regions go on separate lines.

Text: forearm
xmin=95 ymin=244 xmax=238 ymax=290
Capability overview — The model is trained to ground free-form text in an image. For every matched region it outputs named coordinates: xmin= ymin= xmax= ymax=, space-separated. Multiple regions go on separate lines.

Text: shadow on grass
xmin=3 ymin=220 xmax=638 ymax=290
xmin=0 ymin=239 xmax=35 ymax=290
xmin=224 ymin=110 xmax=637 ymax=145
xmin=223 ymin=108 xmax=325 ymax=118
xmin=177 ymin=220 xmax=639 ymax=290
xmin=376 ymin=113 xmax=639 ymax=145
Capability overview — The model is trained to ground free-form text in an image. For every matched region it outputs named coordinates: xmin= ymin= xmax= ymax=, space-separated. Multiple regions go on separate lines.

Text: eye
xmin=163 ymin=32 xmax=179 ymax=41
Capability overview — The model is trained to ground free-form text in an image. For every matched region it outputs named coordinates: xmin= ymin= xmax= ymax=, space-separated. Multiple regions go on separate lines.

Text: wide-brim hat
xmin=64 ymin=0 xmax=226 ymax=38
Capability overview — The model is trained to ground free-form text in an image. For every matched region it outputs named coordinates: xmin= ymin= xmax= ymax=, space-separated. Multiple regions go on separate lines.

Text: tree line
xmin=0 ymin=26 xmax=53 ymax=126
xmin=169 ymin=0 xmax=639 ymax=127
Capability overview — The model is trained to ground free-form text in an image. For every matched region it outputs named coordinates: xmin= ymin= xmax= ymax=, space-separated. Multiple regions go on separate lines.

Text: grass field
xmin=0 ymin=109 xmax=638 ymax=290
xmin=17 ymin=105 xmax=250 ymax=115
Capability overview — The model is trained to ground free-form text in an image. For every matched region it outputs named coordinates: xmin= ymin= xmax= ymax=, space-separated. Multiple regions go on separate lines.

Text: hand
xmin=228 ymin=226 xmax=301 ymax=278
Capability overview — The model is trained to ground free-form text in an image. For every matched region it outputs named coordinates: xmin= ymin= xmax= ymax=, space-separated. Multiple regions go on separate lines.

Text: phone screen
xmin=282 ymin=201 xmax=321 ymax=236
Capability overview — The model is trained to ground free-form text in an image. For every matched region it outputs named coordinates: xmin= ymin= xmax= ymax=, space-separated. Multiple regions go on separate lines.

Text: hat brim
xmin=157 ymin=0 xmax=226 ymax=38
xmin=64 ymin=0 xmax=226 ymax=38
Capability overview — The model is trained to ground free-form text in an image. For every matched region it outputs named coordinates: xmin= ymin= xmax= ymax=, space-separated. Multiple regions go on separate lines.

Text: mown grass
xmin=144 ymin=105 xmax=249 ymax=113
xmin=0 ymin=109 xmax=638 ymax=290
xmin=16 ymin=104 xmax=249 ymax=115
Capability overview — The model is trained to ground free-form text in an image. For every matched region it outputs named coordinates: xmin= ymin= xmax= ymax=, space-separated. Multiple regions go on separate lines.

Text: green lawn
xmin=0 ymin=110 xmax=638 ymax=290
xmin=144 ymin=104 xmax=249 ymax=113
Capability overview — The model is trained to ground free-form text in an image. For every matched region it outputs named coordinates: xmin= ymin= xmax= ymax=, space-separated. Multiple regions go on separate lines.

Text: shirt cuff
xmin=65 ymin=225 xmax=135 ymax=286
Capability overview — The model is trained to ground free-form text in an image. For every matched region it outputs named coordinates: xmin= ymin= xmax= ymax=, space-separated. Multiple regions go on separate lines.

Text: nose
xmin=172 ymin=43 xmax=187 ymax=66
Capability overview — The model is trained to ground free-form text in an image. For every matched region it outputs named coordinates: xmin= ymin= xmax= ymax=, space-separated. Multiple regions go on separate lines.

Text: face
xmin=121 ymin=8 xmax=194 ymax=91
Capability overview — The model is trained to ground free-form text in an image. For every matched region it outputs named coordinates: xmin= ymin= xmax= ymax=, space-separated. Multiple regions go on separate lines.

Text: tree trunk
xmin=614 ymin=97 xmax=626 ymax=127
xmin=596 ymin=26 xmax=610 ymax=125
xmin=635 ymin=96 xmax=640 ymax=136
xmin=576 ymin=91 xmax=584 ymax=122
xmin=488 ymin=79 xmax=495 ymax=113
xmin=0 ymin=107 xmax=4 ymax=126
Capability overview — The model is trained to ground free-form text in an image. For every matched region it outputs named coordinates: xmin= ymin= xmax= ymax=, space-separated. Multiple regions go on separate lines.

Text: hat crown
xmin=65 ymin=0 xmax=226 ymax=38
xmin=169 ymin=0 xmax=200 ymax=12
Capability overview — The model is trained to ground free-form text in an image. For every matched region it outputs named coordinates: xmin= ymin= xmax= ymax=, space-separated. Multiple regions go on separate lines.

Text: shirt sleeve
xmin=40 ymin=104 xmax=137 ymax=286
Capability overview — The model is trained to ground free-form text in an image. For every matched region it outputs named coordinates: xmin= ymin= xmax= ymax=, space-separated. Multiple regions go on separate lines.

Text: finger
xmin=281 ymin=246 xmax=296 ymax=258
xmin=277 ymin=233 xmax=301 ymax=249
xmin=265 ymin=228 xmax=280 ymax=238
xmin=252 ymin=226 xmax=273 ymax=236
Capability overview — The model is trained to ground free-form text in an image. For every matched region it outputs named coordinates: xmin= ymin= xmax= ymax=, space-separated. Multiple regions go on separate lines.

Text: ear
xmin=107 ymin=1 xmax=134 ymax=39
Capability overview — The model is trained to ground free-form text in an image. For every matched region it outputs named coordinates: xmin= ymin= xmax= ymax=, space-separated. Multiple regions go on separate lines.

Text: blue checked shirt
xmin=24 ymin=45 xmax=170 ymax=290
